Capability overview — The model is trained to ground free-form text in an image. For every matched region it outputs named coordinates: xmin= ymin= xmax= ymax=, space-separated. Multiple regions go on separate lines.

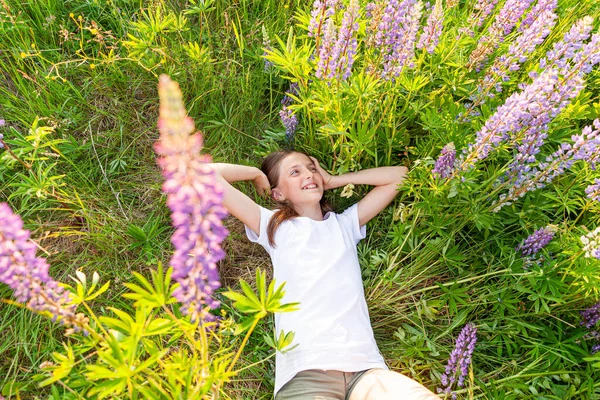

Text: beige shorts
xmin=275 ymin=369 xmax=376 ymax=400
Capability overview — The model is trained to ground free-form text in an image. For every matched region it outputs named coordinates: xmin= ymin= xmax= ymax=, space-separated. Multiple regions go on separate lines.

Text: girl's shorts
xmin=275 ymin=368 xmax=376 ymax=400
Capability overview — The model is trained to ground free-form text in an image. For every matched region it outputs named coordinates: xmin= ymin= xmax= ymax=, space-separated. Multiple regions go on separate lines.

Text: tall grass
xmin=1 ymin=0 xmax=600 ymax=398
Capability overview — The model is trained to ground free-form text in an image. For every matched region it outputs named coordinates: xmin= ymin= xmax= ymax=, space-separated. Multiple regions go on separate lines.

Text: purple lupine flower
xmin=581 ymin=301 xmax=600 ymax=329
xmin=262 ymin=26 xmax=273 ymax=71
xmin=480 ymin=9 xmax=557 ymax=93
xmin=580 ymin=227 xmax=600 ymax=260
xmin=538 ymin=16 xmax=594 ymax=72
xmin=516 ymin=226 xmax=555 ymax=257
xmin=367 ymin=0 xmax=423 ymax=80
xmin=519 ymin=0 xmax=557 ymax=32
xmin=417 ymin=0 xmax=444 ymax=54
xmin=308 ymin=0 xmax=340 ymax=39
xmin=0 ymin=203 xmax=87 ymax=332
xmin=432 ymin=142 xmax=455 ymax=179
xmin=439 ymin=323 xmax=477 ymax=398
xmin=585 ymin=179 xmax=600 ymax=202
xmin=330 ymin=0 xmax=360 ymax=80
xmin=461 ymin=0 xmax=499 ymax=37
xmin=0 ymin=119 xmax=4 ymax=149
xmin=493 ymin=120 xmax=600 ymax=210
xmin=316 ymin=18 xmax=338 ymax=79
xmin=456 ymin=72 xmax=559 ymax=174
xmin=281 ymin=83 xmax=299 ymax=107
xmin=468 ymin=0 xmax=534 ymax=70
xmin=279 ymin=106 xmax=299 ymax=141
xmin=592 ymin=343 xmax=600 ymax=354
xmin=458 ymin=20 xmax=600 ymax=183
xmin=155 ymin=75 xmax=228 ymax=323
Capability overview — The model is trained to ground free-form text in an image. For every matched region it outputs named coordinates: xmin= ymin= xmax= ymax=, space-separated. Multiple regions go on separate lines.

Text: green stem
xmin=226 ymin=317 xmax=260 ymax=374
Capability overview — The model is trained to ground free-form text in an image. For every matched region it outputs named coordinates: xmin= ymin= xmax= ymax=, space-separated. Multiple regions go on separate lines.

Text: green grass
xmin=1 ymin=0 xmax=600 ymax=398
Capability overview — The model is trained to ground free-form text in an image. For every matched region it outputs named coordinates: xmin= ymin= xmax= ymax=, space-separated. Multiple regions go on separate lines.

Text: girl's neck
xmin=294 ymin=203 xmax=324 ymax=221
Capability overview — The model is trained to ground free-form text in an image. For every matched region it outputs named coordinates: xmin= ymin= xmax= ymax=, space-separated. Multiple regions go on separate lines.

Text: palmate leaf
xmin=123 ymin=262 xmax=176 ymax=309
xmin=223 ymin=268 xmax=300 ymax=334
xmin=39 ymin=344 xmax=76 ymax=387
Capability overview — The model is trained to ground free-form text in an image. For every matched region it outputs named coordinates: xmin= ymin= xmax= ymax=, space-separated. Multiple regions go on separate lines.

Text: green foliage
xmin=23 ymin=267 xmax=297 ymax=399
xmin=2 ymin=0 xmax=600 ymax=398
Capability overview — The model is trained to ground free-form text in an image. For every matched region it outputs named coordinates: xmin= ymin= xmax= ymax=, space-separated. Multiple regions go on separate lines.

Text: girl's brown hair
xmin=261 ymin=150 xmax=332 ymax=247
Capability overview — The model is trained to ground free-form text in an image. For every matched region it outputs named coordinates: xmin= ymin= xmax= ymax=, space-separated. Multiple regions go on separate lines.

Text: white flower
xmin=340 ymin=183 xmax=355 ymax=198
xmin=580 ymin=227 xmax=600 ymax=258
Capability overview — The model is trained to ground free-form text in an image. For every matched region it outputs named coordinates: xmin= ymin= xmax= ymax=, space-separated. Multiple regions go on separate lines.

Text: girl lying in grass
xmin=211 ymin=150 xmax=438 ymax=399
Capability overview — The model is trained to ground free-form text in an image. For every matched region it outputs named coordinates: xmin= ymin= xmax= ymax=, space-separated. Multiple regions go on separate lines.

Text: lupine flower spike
xmin=516 ymin=226 xmax=556 ymax=257
xmin=366 ymin=0 xmax=423 ymax=80
xmin=155 ymin=75 xmax=228 ymax=323
xmin=580 ymin=301 xmax=600 ymax=329
xmin=432 ymin=142 xmax=456 ymax=179
xmin=585 ymin=179 xmax=600 ymax=203
xmin=493 ymin=120 xmax=600 ymax=211
xmin=331 ymin=0 xmax=360 ymax=80
xmin=262 ymin=26 xmax=273 ymax=71
xmin=459 ymin=0 xmax=499 ymax=37
xmin=280 ymin=83 xmax=300 ymax=142
xmin=468 ymin=0 xmax=534 ymax=71
xmin=417 ymin=0 xmax=444 ymax=54
xmin=439 ymin=323 xmax=477 ymax=399
xmin=580 ymin=227 xmax=600 ymax=260
xmin=0 ymin=119 xmax=5 ymax=149
xmin=0 ymin=203 xmax=88 ymax=332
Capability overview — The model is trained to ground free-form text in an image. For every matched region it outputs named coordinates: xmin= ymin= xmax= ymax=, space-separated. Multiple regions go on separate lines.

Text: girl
xmin=211 ymin=150 xmax=438 ymax=400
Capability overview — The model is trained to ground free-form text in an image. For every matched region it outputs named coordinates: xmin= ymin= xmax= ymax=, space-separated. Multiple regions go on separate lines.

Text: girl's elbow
xmin=395 ymin=166 xmax=409 ymax=184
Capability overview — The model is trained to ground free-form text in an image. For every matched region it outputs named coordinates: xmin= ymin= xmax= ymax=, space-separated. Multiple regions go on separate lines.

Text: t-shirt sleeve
xmin=244 ymin=206 xmax=276 ymax=253
xmin=340 ymin=203 xmax=366 ymax=244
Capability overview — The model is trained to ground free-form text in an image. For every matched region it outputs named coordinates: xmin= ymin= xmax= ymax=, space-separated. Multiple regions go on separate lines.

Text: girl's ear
xmin=271 ymin=188 xmax=285 ymax=202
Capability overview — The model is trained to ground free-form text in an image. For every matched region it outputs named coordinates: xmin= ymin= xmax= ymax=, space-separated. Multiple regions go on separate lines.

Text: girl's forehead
xmin=279 ymin=153 xmax=311 ymax=171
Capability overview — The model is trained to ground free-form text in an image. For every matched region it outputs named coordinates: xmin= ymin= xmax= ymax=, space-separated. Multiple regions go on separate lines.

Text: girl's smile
xmin=272 ymin=153 xmax=325 ymax=217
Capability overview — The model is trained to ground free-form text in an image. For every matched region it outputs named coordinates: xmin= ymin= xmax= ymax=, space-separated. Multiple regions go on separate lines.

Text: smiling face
xmin=271 ymin=152 xmax=324 ymax=207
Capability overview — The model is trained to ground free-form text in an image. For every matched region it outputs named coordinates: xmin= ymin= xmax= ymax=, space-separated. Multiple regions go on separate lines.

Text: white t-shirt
xmin=244 ymin=204 xmax=388 ymax=397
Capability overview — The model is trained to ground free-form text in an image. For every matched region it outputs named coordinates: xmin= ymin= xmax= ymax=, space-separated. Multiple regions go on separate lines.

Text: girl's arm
xmin=310 ymin=157 xmax=408 ymax=226
xmin=209 ymin=163 xmax=269 ymax=235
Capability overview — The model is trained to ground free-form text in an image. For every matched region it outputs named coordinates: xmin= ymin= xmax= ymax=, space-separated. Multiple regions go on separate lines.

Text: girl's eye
xmin=291 ymin=170 xmax=298 ymax=175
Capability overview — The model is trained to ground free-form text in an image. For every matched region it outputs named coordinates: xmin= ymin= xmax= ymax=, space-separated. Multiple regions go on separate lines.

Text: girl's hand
xmin=309 ymin=156 xmax=334 ymax=190
xmin=252 ymin=170 xmax=271 ymax=197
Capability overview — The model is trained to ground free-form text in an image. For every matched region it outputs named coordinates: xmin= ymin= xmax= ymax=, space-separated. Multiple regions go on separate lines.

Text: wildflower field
xmin=1 ymin=0 xmax=600 ymax=398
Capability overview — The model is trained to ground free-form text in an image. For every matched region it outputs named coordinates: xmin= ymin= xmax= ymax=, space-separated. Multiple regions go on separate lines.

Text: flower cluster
xmin=262 ymin=26 xmax=273 ymax=71
xmin=280 ymin=83 xmax=300 ymax=142
xmin=494 ymin=119 xmax=600 ymax=210
xmin=0 ymin=203 xmax=87 ymax=332
xmin=279 ymin=107 xmax=299 ymax=142
xmin=315 ymin=0 xmax=360 ymax=80
xmin=417 ymin=0 xmax=444 ymax=54
xmin=580 ymin=227 xmax=600 ymax=260
xmin=581 ymin=301 xmax=600 ymax=329
xmin=460 ymin=0 xmax=499 ymax=37
xmin=432 ymin=142 xmax=455 ymax=179
xmin=439 ymin=323 xmax=477 ymax=399
xmin=467 ymin=0 xmax=534 ymax=70
xmin=0 ymin=118 xmax=4 ymax=149
xmin=455 ymin=18 xmax=600 ymax=187
xmin=155 ymin=75 xmax=228 ymax=323
xmin=585 ymin=179 xmax=600 ymax=202
xmin=519 ymin=0 xmax=557 ymax=32
xmin=308 ymin=0 xmax=340 ymax=39
xmin=516 ymin=226 xmax=555 ymax=257
xmin=540 ymin=16 xmax=594 ymax=72
xmin=480 ymin=8 xmax=557 ymax=93
xmin=366 ymin=0 xmax=423 ymax=79
xmin=316 ymin=18 xmax=337 ymax=79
